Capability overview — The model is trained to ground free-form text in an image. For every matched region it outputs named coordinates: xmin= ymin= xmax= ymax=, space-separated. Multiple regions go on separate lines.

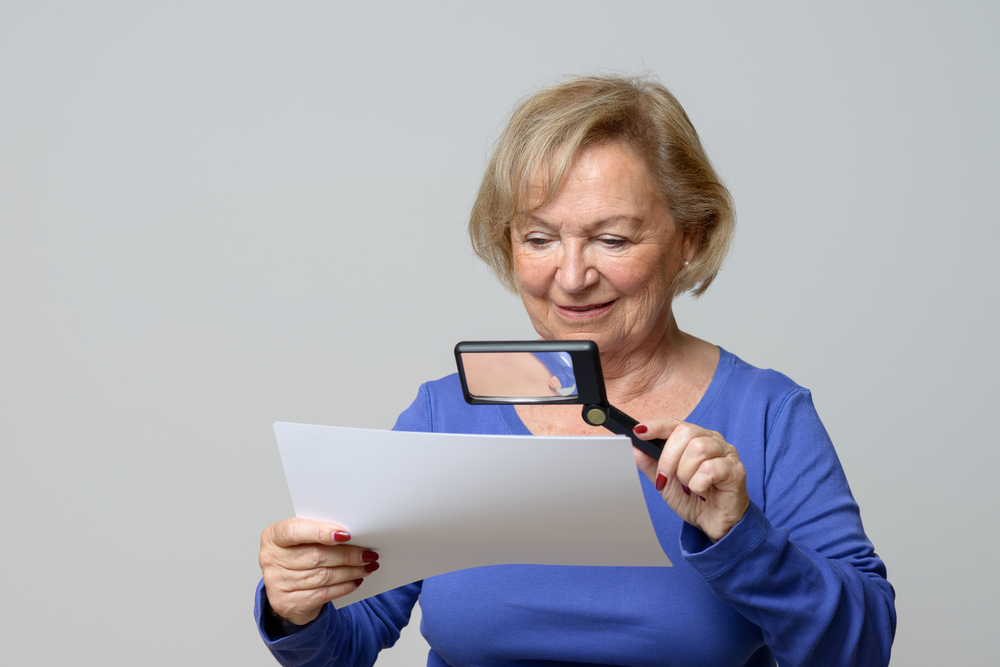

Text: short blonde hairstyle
xmin=469 ymin=74 xmax=735 ymax=297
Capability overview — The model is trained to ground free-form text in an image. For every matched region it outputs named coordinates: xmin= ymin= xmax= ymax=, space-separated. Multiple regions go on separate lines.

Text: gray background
xmin=2 ymin=2 xmax=997 ymax=665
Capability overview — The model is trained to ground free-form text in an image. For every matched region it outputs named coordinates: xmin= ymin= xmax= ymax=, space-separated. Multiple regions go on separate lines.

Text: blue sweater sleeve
xmin=254 ymin=579 xmax=422 ymax=667
xmin=254 ymin=387 xmax=433 ymax=667
xmin=680 ymin=389 xmax=896 ymax=666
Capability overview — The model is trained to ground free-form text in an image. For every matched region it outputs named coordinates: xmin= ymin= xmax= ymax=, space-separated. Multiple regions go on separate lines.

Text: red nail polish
xmin=698 ymin=495 xmax=706 ymax=501
xmin=682 ymin=485 xmax=691 ymax=496
xmin=364 ymin=561 xmax=380 ymax=573
xmin=354 ymin=579 xmax=363 ymax=587
xmin=655 ymin=472 xmax=667 ymax=492
xmin=333 ymin=531 xmax=351 ymax=542
xmin=361 ymin=550 xmax=379 ymax=563
xmin=633 ymin=424 xmax=648 ymax=434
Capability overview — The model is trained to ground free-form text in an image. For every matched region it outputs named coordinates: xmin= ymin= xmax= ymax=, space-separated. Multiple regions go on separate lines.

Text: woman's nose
xmin=555 ymin=247 xmax=598 ymax=293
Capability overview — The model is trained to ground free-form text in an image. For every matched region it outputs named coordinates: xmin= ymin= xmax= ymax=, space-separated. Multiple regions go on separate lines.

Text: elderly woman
xmin=255 ymin=75 xmax=896 ymax=666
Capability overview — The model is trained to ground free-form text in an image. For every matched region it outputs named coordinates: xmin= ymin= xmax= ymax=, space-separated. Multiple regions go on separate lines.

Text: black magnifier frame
xmin=455 ymin=340 xmax=665 ymax=460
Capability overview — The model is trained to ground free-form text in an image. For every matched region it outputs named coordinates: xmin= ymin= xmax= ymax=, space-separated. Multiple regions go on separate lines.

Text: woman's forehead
xmin=524 ymin=141 xmax=655 ymax=197
xmin=523 ymin=145 xmax=658 ymax=208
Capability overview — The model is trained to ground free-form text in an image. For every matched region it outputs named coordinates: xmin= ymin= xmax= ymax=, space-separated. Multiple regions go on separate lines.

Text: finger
xmin=270 ymin=560 xmax=376 ymax=593
xmin=631 ymin=418 xmax=682 ymax=483
xmin=271 ymin=544 xmax=379 ymax=571
xmin=674 ymin=434 xmax=728 ymax=487
xmin=265 ymin=518 xmax=350 ymax=549
xmin=268 ymin=579 xmax=365 ymax=625
xmin=688 ymin=452 xmax=744 ymax=496
xmin=262 ymin=552 xmax=381 ymax=613
xmin=297 ymin=563 xmax=377 ymax=590
xmin=652 ymin=420 xmax=704 ymax=489
xmin=633 ymin=445 xmax=657 ymax=477
xmin=632 ymin=417 xmax=683 ymax=442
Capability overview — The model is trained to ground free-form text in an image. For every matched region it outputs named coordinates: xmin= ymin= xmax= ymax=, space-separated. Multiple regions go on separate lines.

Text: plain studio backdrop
xmin=1 ymin=2 xmax=997 ymax=665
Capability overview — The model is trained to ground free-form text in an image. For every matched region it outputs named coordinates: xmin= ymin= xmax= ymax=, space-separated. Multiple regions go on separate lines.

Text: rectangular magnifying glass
xmin=455 ymin=340 xmax=664 ymax=460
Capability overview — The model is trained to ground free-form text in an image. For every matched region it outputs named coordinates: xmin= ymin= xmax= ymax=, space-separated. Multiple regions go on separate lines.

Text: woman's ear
xmin=681 ymin=230 xmax=700 ymax=264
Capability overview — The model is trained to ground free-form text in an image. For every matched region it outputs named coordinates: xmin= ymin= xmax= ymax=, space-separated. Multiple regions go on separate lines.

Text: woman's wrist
xmin=263 ymin=596 xmax=315 ymax=638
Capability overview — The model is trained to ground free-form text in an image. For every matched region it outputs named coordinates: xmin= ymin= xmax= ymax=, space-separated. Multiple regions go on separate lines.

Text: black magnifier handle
xmin=582 ymin=404 xmax=665 ymax=461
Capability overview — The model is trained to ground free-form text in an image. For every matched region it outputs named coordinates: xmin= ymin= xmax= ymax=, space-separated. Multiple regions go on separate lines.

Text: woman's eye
xmin=525 ymin=236 xmax=550 ymax=247
xmin=600 ymin=237 xmax=627 ymax=249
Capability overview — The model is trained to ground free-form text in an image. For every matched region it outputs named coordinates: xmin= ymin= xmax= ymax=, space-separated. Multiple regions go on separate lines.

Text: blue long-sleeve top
xmin=255 ymin=347 xmax=896 ymax=666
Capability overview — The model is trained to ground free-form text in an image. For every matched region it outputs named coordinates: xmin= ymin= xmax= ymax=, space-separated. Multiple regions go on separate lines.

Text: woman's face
xmin=511 ymin=142 xmax=695 ymax=361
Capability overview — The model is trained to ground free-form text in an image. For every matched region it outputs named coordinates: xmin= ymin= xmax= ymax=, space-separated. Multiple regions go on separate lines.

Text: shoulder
xmin=698 ymin=348 xmax=833 ymax=481
xmin=706 ymin=348 xmax=811 ymax=423
xmin=408 ymin=372 xmax=464 ymax=405
xmin=706 ymin=350 xmax=848 ymax=516
xmin=392 ymin=373 xmax=515 ymax=435
xmin=720 ymin=348 xmax=805 ymax=395
xmin=391 ymin=373 xmax=462 ymax=433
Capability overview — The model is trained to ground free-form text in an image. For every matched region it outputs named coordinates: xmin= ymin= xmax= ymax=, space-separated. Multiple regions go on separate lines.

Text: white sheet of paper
xmin=274 ymin=422 xmax=671 ymax=607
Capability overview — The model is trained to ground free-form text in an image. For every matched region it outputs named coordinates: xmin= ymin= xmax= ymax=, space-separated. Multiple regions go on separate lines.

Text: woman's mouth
xmin=554 ymin=300 xmax=616 ymax=319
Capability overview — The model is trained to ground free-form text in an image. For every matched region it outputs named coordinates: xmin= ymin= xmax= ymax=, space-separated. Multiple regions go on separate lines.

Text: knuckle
xmin=259 ymin=545 xmax=283 ymax=572
xmin=302 ymin=568 xmax=330 ymax=588
xmin=262 ymin=521 xmax=284 ymax=547
xmin=687 ymin=437 xmax=710 ymax=457
xmin=274 ymin=520 xmax=296 ymax=546
xmin=261 ymin=558 xmax=289 ymax=585
xmin=675 ymin=423 xmax=698 ymax=440
xmin=306 ymin=544 xmax=328 ymax=568
xmin=658 ymin=452 xmax=677 ymax=469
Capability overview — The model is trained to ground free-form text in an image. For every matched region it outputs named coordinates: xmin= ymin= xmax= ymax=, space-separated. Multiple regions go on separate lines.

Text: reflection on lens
xmin=461 ymin=352 xmax=578 ymax=400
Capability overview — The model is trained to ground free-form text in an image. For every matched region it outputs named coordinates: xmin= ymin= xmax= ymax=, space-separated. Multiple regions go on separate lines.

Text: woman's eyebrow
xmin=592 ymin=215 xmax=645 ymax=231
xmin=519 ymin=214 xmax=645 ymax=230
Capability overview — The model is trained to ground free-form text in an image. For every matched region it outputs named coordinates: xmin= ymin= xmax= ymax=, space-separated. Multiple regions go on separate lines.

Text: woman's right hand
xmin=259 ymin=518 xmax=380 ymax=626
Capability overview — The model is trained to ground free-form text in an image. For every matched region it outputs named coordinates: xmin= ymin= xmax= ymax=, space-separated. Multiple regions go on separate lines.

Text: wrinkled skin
xmin=259 ymin=519 xmax=380 ymax=626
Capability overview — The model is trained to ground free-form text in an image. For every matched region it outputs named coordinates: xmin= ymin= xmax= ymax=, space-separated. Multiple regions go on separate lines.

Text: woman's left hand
xmin=632 ymin=418 xmax=750 ymax=543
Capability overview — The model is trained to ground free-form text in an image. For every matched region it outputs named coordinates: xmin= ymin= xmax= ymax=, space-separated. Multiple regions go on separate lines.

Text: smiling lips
xmin=554 ymin=300 xmax=616 ymax=319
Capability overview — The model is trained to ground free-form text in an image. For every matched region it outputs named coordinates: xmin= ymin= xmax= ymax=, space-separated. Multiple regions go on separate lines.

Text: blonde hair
xmin=469 ymin=74 xmax=735 ymax=297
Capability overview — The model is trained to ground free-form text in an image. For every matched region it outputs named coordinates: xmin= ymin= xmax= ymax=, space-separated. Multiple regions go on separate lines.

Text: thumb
xmin=268 ymin=518 xmax=351 ymax=548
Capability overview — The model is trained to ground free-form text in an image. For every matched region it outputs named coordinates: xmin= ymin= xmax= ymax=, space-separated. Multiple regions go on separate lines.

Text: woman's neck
xmin=515 ymin=314 xmax=719 ymax=433
xmin=599 ymin=313 xmax=708 ymax=406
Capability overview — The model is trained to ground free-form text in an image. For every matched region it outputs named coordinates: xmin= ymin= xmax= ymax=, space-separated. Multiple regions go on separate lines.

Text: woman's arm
xmin=255 ymin=579 xmax=422 ymax=667
xmin=635 ymin=388 xmax=896 ymax=666
xmin=254 ymin=385 xmax=435 ymax=667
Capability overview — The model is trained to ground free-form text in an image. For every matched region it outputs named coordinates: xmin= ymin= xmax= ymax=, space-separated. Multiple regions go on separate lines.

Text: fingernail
xmin=655 ymin=472 xmax=667 ymax=492
xmin=364 ymin=561 xmax=380 ymax=573
xmin=361 ymin=550 xmax=379 ymax=562
xmin=354 ymin=579 xmax=363 ymax=587
xmin=333 ymin=531 xmax=351 ymax=542
xmin=698 ymin=495 xmax=706 ymax=501
xmin=682 ymin=485 xmax=691 ymax=496
xmin=633 ymin=424 xmax=648 ymax=434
